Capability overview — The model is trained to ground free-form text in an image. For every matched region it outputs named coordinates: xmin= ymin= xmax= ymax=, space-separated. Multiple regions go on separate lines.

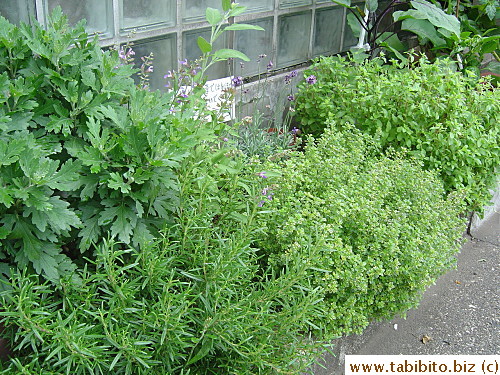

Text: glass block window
xmin=234 ymin=18 xmax=274 ymax=76
xmin=44 ymin=0 xmax=113 ymax=38
xmin=280 ymin=0 xmax=313 ymax=9
xmin=313 ymin=6 xmax=344 ymax=56
xmin=277 ymin=11 xmax=312 ymax=68
xmin=120 ymin=0 xmax=176 ymax=33
xmin=183 ymin=0 xmax=221 ymax=24
xmin=131 ymin=35 xmax=177 ymax=92
xmin=0 ymin=0 xmax=35 ymax=25
xmin=239 ymin=0 xmax=274 ymax=13
xmin=14 ymin=0 xmax=353 ymax=88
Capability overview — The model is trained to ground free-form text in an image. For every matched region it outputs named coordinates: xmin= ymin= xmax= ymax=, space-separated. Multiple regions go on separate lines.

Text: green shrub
xmin=258 ymin=123 xmax=466 ymax=336
xmin=295 ymin=55 xmax=500 ymax=212
xmin=0 ymin=147 xmax=331 ymax=375
xmin=0 ymin=11 xmax=220 ymax=282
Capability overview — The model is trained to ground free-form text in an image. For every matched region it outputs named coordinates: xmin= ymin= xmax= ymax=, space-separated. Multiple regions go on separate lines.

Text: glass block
xmin=131 ymin=35 xmax=177 ymax=92
xmin=313 ymin=7 xmax=343 ymax=56
xmin=277 ymin=12 xmax=312 ymax=68
xmin=121 ymin=0 xmax=176 ymax=32
xmin=183 ymin=0 xmax=221 ymax=23
xmin=238 ymin=0 xmax=274 ymax=13
xmin=183 ymin=28 xmax=229 ymax=80
xmin=45 ymin=0 xmax=113 ymax=37
xmin=279 ymin=0 xmax=312 ymax=9
xmin=0 ymin=0 xmax=34 ymax=25
xmin=234 ymin=18 xmax=273 ymax=76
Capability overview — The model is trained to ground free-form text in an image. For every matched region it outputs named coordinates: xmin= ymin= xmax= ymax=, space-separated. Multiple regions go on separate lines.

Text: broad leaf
xmin=367 ymin=0 xmax=379 ymax=12
xmin=228 ymin=5 xmax=247 ymax=17
xmin=197 ymin=36 xmax=212 ymax=54
xmin=222 ymin=0 xmax=231 ymax=11
xmin=206 ymin=7 xmax=223 ymax=26
xmin=401 ymin=18 xmax=446 ymax=46
xmin=213 ymin=48 xmax=250 ymax=62
xmin=99 ymin=201 xmax=137 ymax=243
xmin=410 ymin=1 xmax=460 ymax=37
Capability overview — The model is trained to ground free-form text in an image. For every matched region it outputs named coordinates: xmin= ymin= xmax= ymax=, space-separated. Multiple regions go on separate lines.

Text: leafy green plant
xmin=195 ymin=0 xmax=265 ymax=80
xmin=295 ymin=55 xmax=500 ymax=211
xmin=333 ymin=0 xmax=499 ymax=73
xmin=332 ymin=0 xmax=461 ymax=57
xmin=0 ymin=9 xmax=226 ymax=282
xmin=258 ymin=123 xmax=466 ymax=336
xmin=0 ymin=144 xmax=331 ymax=374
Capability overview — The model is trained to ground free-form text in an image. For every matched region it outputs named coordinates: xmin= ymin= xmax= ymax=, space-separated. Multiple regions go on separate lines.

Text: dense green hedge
xmin=295 ymin=55 xmax=500 ymax=212
xmin=258 ymin=124 xmax=466 ymax=335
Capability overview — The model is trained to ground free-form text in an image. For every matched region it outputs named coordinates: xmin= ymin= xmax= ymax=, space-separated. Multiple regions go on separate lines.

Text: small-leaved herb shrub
xmin=295 ymin=55 xmax=500 ymax=212
xmin=0 ymin=10 xmax=223 ymax=282
xmin=0 ymin=145 xmax=331 ymax=375
xmin=258 ymin=123 xmax=466 ymax=336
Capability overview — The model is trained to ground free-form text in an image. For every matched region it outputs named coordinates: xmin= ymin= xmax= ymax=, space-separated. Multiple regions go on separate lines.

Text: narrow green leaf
xmin=197 ymin=36 xmax=213 ymax=54
xmin=223 ymin=24 xmax=265 ymax=31
xmin=187 ymin=338 xmax=213 ymax=365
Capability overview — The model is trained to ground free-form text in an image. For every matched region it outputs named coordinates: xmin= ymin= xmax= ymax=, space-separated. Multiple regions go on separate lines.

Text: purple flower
xmin=292 ymin=127 xmax=299 ymax=134
xmin=164 ymin=71 xmax=174 ymax=79
xmin=306 ymin=75 xmax=317 ymax=85
xmin=179 ymin=58 xmax=188 ymax=65
xmin=267 ymin=61 xmax=273 ymax=70
xmin=290 ymin=70 xmax=298 ymax=78
xmin=287 ymin=94 xmax=295 ymax=101
xmin=146 ymin=66 xmax=153 ymax=73
xmin=223 ymin=137 xmax=229 ymax=142
xmin=258 ymin=200 xmax=266 ymax=207
xmin=232 ymin=76 xmax=243 ymax=87
xmin=284 ymin=74 xmax=292 ymax=84
xmin=258 ymin=172 xmax=267 ymax=179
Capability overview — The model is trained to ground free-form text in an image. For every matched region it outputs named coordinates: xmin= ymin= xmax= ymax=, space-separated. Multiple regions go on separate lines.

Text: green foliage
xmin=196 ymin=3 xmax=264 ymax=80
xmin=0 ymin=146 xmax=331 ymax=374
xmin=0 ymin=10 xmax=220 ymax=282
xmin=295 ymin=55 xmax=500 ymax=211
xmin=258 ymin=124 xmax=466 ymax=336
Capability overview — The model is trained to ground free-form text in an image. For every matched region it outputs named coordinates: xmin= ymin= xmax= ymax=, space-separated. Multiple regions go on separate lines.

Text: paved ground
xmin=308 ymin=210 xmax=499 ymax=375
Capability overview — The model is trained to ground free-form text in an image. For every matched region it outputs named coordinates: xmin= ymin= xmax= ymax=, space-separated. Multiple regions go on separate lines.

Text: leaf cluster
xmin=0 ymin=10 xmax=218 ymax=282
xmin=0 ymin=147 xmax=331 ymax=374
xmin=258 ymin=124 xmax=466 ymax=336
xmin=295 ymin=55 xmax=500 ymax=212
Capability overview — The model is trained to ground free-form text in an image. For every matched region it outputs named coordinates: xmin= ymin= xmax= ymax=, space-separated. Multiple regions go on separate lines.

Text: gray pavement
xmin=308 ymin=210 xmax=499 ymax=375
